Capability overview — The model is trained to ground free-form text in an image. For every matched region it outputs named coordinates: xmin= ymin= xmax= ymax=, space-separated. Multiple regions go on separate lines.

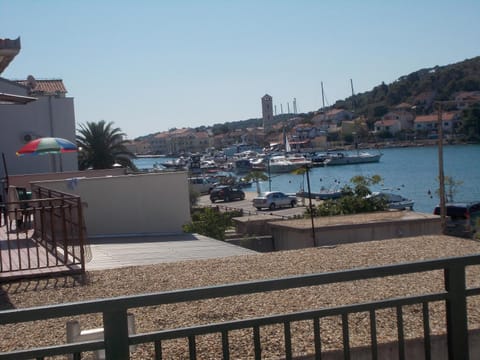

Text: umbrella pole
xmin=2 ymin=152 xmax=9 ymax=188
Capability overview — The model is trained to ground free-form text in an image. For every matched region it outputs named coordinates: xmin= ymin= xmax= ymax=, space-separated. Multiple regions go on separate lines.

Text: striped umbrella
xmin=16 ymin=137 xmax=77 ymax=156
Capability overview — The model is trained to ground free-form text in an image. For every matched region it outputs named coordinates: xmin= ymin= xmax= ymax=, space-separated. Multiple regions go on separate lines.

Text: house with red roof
xmin=374 ymin=119 xmax=402 ymax=134
xmin=414 ymin=112 xmax=459 ymax=133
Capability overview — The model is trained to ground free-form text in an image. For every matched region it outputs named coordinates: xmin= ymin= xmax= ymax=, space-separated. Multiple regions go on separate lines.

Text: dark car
xmin=209 ymin=185 xmax=245 ymax=203
xmin=434 ymin=201 xmax=480 ymax=238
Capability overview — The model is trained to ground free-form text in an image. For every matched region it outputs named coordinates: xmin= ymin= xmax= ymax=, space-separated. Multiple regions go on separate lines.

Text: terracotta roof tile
xmin=414 ymin=112 xmax=456 ymax=123
xmin=16 ymin=79 xmax=67 ymax=95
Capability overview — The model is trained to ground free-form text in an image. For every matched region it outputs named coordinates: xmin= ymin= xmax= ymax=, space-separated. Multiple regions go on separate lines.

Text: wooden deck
xmin=0 ymin=223 xmax=82 ymax=281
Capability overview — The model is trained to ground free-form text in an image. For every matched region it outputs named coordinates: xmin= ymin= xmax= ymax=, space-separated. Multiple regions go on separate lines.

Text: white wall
xmin=0 ymin=79 xmax=77 ymax=177
xmin=34 ymin=172 xmax=190 ymax=237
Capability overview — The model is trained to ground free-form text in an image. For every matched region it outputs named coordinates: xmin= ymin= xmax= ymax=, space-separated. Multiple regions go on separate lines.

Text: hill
xmin=337 ymin=56 xmax=480 ymax=120
xmin=135 ymin=56 xmax=480 ymax=141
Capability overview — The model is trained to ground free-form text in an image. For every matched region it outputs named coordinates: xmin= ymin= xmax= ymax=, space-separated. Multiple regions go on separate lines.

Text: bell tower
xmin=261 ymin=94 xmax=273 ymax=135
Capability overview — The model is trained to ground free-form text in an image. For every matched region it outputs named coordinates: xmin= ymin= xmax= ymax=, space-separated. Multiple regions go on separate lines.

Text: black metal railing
xmin=1 ymin=254 xmax=480 ymax=359
xmin=0 ymin=185 xmax=87 ymax=280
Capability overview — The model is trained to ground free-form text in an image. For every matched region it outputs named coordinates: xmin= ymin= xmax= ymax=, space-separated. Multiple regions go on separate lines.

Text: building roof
xmin=0 ymin=37 xmax=20 ymax=74
xmin=16 ymin=78 xmax=67 ymax=95
xmin=395 ymin=102 xmax=413 ymax=109
xmin=375 ymin=119 xmax=399 ymax=126
xmin=414 ymin=112 xmax=456 ymax=123
xmin=455 ymin=91 xmax=480 ymax=102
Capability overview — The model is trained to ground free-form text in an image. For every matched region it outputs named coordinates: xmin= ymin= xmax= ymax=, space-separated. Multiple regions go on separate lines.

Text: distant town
xmin=126 ymin=90 xmax=480 ymax=157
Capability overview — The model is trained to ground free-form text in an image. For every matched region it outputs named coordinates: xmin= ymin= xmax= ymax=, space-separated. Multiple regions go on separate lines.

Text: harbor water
xmin=133 ymin=144 xmax=480 ymax=214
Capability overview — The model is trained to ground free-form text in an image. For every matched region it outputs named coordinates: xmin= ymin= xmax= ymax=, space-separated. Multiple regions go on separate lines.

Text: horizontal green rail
xmin=1 ymin=253 xmax=480 ymax=359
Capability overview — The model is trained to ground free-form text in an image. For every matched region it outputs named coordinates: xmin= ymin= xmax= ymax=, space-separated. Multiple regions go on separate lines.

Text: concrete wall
xmin=7 ymin=168 xmax=127 ymax=190
xmin=271 ymin=216 xmax=442 ymax=250
xmin=34 ymin=171 xmax=190 ymax=237
xmin=233 ymin=213 xmax=442 ymax=252
xmin=0 ymin=80 xmax=77 ymax=177
xmin=298 ymin=328 xmax=480 ymax=360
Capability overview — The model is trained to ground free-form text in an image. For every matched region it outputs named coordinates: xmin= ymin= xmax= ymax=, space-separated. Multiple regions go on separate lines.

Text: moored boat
xmin=321 ymin=151 xmax=382 ymax=166
xmin=296 ymin=189 xmax=343 ymax=200
xmin=367 ymin=192 xmax=414 ymax=210
xmin=268 ymin=155 xmax=311 ymax=173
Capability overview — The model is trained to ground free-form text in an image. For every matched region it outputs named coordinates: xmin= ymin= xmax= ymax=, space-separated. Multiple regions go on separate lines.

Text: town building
xmin=414 ymin=112 xmax=460 ymax=134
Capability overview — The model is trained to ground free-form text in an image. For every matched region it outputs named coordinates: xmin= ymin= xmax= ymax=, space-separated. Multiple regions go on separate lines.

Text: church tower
xmin=261 ymin=94 xmax=273 ymax=135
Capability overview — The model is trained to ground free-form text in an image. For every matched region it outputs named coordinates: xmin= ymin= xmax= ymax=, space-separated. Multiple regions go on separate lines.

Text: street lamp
xmin=304 ymin=164 xmax=316 ymax=245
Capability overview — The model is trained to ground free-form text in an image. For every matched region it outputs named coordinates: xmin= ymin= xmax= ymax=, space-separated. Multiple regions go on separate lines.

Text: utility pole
xmin=436 ymin=102 xmax=446 ymax=233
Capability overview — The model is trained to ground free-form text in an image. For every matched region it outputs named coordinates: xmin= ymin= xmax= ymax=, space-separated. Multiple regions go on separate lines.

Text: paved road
xmin=197 ymin=191 xmax=321 ymax=218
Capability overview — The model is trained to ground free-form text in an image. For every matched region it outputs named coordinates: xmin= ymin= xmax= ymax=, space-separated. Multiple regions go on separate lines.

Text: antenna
xmin=26 ymin=75 xmax=37 ymax=89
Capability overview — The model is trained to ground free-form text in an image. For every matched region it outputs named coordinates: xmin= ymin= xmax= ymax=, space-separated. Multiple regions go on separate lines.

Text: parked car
xmin=433 ymin=201 xmax=480 ymax=238
xmin=189 ymin=177 xmax=215 ymax=194
xmin=209 ymin=185 xmax=245 ymax=203
xmin=253 ymin=191 xmax=297 ymax=210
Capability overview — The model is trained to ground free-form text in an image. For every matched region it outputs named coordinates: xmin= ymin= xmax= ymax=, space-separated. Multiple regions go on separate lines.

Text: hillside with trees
xmin=336 ymin=56 xmax=480 ymax=125
xmin=135 ymin=56 xmax=480 ymax=142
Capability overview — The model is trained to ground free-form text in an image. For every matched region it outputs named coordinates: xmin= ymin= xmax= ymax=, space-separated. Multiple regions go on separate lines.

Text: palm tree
xmin=76 ymin=120 xmax=137 ymax=170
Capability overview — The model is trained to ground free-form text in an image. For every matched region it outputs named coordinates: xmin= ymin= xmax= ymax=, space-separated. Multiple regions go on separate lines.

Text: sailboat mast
xmin=321 ymin=81 xmax=325 ymax=110
xmin=350 ymin=78 xmax=355 ymax=113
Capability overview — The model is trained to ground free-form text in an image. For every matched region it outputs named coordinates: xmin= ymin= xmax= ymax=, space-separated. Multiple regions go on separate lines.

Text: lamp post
xmin=267 ymin=154 xmax=272 ymax=192
xmin=304 ymin=164 xmax=316 ymax=246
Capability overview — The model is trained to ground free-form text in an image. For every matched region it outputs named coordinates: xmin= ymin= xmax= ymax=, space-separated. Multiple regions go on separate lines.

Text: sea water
xmin=133 ymin=144 xmax=480 ymax=213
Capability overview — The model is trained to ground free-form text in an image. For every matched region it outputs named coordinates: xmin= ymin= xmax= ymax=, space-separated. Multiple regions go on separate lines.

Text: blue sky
xmin=1 ymin=1 xmax=479 ymax=139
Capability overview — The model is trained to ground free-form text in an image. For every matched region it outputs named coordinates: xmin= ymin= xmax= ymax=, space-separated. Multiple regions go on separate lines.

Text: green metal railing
xmin=1 ymin=254 xmax=480 ymax=359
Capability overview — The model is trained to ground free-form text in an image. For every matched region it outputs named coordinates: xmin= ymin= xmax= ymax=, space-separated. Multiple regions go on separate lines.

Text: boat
xmin=161 ymin=157 xmax=188 ymax=169
xmin=296 ymin=188 xmax=343 ymax=200
xmin=367 ymin=192 xmax=414 ymax=210
xmin=320 ymin=151 xmax=382 ymax=166
xmin=268 ymin=155 xmax=311 ymax=173
xmin=232 ymin=158 xmax=253 ymax=174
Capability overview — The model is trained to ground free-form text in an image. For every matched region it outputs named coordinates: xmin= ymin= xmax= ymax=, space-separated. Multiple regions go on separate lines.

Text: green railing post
xmin=445 ymin=264 xmax=469 ymax=360
xmin=103 ymin=310 xmax=130 ymax=360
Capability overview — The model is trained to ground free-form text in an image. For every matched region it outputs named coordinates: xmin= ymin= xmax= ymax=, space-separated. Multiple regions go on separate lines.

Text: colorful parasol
xmin=16 ymin=137 xmax=77 ymax=156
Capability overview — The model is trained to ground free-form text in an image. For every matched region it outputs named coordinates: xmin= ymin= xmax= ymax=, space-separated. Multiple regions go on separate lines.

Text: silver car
xmin=253 ymin=191 xmax=297 ymax=210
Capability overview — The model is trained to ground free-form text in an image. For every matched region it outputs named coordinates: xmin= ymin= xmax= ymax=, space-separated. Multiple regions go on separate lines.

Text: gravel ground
xmin=2 ymin=235 xmax=480 ymax=359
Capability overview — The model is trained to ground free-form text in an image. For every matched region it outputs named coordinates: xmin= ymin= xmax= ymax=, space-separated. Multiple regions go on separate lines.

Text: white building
xmin=0 ymin=38 xmax=78 ymax=178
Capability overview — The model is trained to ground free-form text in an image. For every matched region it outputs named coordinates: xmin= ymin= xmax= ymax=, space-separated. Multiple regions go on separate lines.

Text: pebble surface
xmin=2 ymin=235 xmax=480 ymax=359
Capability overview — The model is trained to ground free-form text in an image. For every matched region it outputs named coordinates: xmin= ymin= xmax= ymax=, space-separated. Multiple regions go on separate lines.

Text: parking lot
xmin=197 ymin=191 xmax=322 ymax=218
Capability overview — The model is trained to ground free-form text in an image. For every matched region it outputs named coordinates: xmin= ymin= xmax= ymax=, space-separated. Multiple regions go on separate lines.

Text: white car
xmin=253 ymin=191 xmax=297 ymax=210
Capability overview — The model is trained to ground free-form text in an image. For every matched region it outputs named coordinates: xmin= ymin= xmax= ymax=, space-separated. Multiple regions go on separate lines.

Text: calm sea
xmin=133 ymin=144 xmax=480 ymax=213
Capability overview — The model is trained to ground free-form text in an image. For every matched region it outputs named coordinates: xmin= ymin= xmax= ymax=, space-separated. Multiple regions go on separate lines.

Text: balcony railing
xmin=0 ymin=185 xmax=87 ymax=280
xmin=1 ymin=253 xmax=479 ymax=359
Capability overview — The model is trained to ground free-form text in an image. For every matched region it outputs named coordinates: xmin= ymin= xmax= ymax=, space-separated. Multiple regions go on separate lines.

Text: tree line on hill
xmin=135 ymin=56 xmax=480 ymax=142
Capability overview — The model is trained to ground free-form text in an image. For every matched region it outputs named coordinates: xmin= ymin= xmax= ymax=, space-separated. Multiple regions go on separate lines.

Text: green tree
xmin=76 ymin=120 xmax=137 ymax=170
xmin=436 ymin=175 xmax=463 ymax=202
xmin=315 ymin=175 xmax=386 ymax=216
xmin=182 ymin=207 xmax=242 ymax=240
xmin=461 ymin=104 xmax=480 ymax=141
xmin=243 ymin=170 xmax=268 ymax=195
